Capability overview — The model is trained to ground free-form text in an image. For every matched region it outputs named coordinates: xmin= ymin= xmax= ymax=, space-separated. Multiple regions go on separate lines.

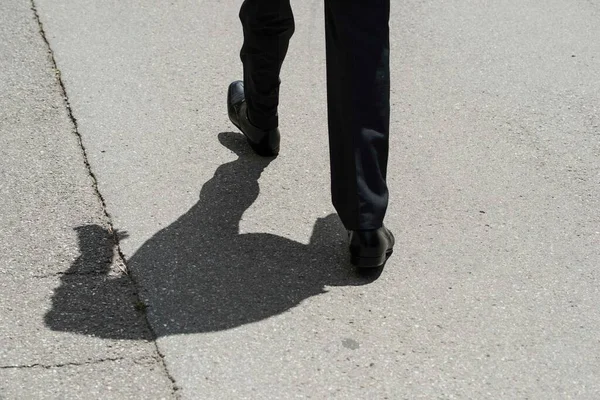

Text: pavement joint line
xmin=28 ymin=1 xmax=179 ymax=397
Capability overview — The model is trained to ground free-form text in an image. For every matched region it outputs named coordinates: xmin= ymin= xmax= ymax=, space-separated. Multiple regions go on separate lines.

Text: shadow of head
xmin=44 ymin=225 xmax=152 ymax=340
xmin=45 ymin=132 xmax=381 ymax=339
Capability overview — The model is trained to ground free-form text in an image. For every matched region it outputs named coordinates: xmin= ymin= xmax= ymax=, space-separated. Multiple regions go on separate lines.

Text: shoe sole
xmin=351 ymin=249 xmax=393 ymax=269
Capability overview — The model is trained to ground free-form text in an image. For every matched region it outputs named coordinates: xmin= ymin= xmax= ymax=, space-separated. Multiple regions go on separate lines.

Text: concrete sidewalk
xmin=2 ymin=0 xmax=600 ymax=398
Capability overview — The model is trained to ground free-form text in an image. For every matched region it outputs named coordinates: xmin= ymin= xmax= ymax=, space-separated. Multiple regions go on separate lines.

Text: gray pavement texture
xmin=1 ymin=0 xmax=599 ymax=398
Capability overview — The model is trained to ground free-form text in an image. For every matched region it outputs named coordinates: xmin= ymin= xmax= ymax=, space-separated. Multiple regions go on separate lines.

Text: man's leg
xmin=324 ymin=0 xmax=391 ymax=231
xmin=239 ymin=0 xmax=295 ymax=131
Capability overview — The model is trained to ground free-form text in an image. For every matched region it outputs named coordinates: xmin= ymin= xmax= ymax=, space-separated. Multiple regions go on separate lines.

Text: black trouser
xmin=240 ymin=0 xmax=390 ymax=230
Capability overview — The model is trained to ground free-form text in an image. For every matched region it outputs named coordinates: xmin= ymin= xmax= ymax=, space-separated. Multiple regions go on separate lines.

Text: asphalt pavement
xmin=1 ymin=0 xmax=599 ymax=398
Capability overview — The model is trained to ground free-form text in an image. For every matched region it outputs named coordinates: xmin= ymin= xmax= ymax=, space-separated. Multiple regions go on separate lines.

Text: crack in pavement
xmin=32 ymin=271 xmax=124 ymax=279
xmin=0 ymin=355 xmax=163 ymax=370
xmin=27 ymin=0 xmax=123 ymax=267
xmin=27 ymin=1 xmax=179 ymax=397
xmin=0 ymin=357 xmax=126 ymax=370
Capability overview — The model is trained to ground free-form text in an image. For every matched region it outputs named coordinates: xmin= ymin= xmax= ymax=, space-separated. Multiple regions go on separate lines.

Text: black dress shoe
xmin=227 ymin=81 xmax=280 ymax=157
xmin=349 ymin=226 xmax=395 ymax=268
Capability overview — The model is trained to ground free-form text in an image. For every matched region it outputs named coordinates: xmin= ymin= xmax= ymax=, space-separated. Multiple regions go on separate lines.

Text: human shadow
xmin=45 ymin=132 xmax=381 ymax=339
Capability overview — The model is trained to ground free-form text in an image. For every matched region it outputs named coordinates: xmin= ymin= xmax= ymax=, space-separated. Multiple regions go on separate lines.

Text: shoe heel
xmin=247 ymin=137 xmax=279 ymax=157
xmin=351 ymin=254 xmax=387 ymax=269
